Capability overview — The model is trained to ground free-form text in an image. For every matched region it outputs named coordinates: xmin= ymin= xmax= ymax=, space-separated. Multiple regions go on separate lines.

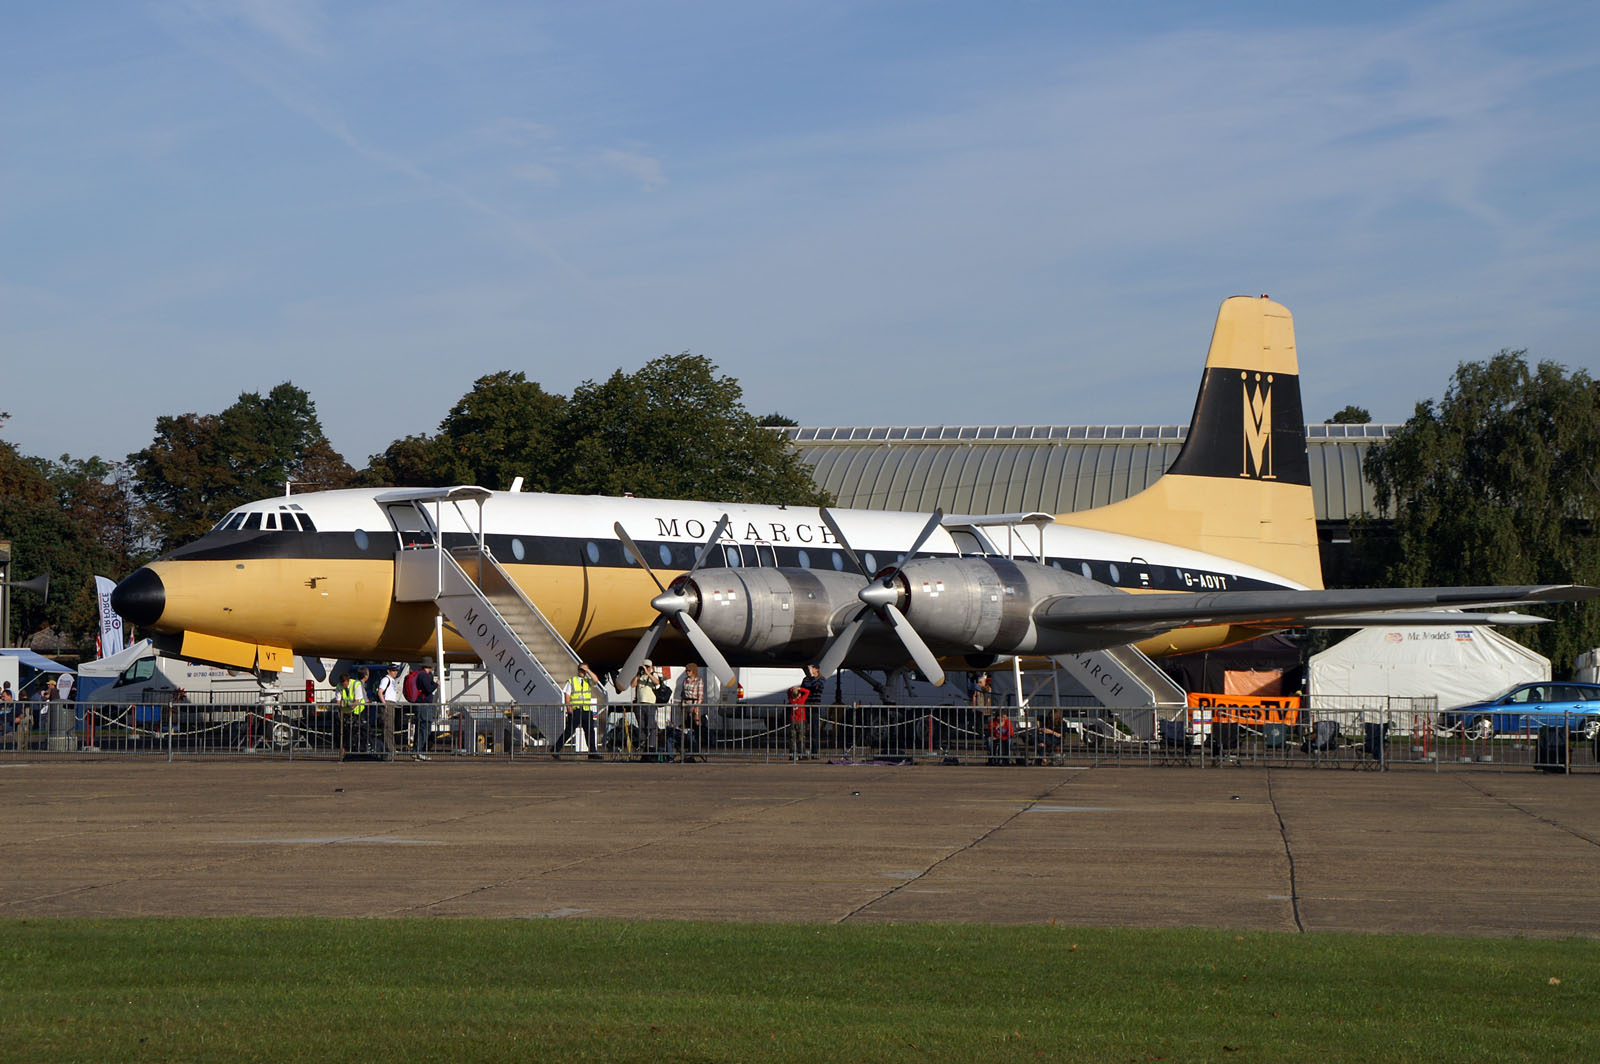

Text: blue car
xmin=1441 ymin=682 xmax=1600 ymax=740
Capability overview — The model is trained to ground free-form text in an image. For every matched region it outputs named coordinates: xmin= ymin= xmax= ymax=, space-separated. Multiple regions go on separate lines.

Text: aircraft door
xmin=385 ymin=503 xmax=437 ymax=551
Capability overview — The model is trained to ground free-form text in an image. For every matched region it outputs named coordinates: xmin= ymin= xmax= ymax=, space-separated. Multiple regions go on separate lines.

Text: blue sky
xmin=4 ymin=1 xmax=1597 ymax=472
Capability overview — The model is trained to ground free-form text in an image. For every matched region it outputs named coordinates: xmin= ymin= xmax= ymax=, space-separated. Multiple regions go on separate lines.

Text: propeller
xmin=613 ymin=515 xmax=737 ymax=691
xmin=816 ymin=508 xmax=947 ymax=685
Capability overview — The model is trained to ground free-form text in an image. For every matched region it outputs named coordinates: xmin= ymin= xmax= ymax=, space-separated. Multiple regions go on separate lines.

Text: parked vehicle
xmin=1439 ymin=682 xmax=1600 ymax=740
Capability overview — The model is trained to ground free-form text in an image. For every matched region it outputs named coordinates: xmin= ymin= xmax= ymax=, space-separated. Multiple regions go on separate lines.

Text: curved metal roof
xmin=783 ymin=423 xmax=1395 ymax=521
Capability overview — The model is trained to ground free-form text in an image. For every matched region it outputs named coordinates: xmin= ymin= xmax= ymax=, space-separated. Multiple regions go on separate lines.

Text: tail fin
xmin=1055 ymin=296 xmax=1324 ymax=589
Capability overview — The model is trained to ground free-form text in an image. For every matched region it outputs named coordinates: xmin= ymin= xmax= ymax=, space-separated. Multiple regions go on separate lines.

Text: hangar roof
xmin=780 ymin=423 xmax=1397 ymax=521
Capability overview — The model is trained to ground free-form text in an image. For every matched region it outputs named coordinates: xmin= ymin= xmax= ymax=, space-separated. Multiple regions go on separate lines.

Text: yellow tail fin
xmin=1055 ymin=296 xmax=1324 ymax=589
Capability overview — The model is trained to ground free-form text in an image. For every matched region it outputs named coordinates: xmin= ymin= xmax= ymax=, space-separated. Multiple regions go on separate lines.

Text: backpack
xmin=403 ymin=671 xmax=422 ymax=702
xmin=655 ymin=681 xmax=672 ymax=704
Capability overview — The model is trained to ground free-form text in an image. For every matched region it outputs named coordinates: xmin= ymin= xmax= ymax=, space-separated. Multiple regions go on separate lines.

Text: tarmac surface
xmin=2 ymin=757 xmax=1597 ymax=938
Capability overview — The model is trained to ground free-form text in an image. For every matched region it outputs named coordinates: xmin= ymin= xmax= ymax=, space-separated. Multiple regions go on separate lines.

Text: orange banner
xmin=1188 ymin=692 xmax=1303 ymax=726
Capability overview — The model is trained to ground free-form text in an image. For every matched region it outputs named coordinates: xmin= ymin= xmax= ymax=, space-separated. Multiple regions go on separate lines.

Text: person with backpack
xmin=407 ymin=665 xmax=438 ymax=761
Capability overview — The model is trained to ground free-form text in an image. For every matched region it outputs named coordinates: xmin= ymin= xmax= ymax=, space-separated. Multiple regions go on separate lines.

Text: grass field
xmin=2 ymin=920 xmax=1595 ymax=1063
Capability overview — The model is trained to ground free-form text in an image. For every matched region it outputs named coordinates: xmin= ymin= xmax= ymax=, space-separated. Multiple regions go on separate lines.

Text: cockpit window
xmin=264 ymin=513 xmax=278 ymax=531
xmin=242 ymin=513 xmax=263 ymax=531
xmin=297 ymin=513 xmax=317 ymax=532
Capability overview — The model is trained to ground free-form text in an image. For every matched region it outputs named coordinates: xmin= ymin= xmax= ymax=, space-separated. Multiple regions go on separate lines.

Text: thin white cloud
xmin=174 ymin=0 xmax=331 ymax=60
xmin=597 ymin=148 xmax=666 ymax=189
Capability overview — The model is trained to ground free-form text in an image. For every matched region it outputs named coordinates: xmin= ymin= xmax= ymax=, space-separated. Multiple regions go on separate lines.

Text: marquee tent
xmin=1309 ymin=625 xmax=1547 ymax=710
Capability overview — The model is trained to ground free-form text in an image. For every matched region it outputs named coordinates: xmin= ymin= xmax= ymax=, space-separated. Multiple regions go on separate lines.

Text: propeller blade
xmin=817 ymin=608 xmax=871 ymax=678
xmin=615 ymin=616 xmax=669 ymax=694
xmin=882 ymin=603 xmax=946 ymax=686
xmin=898 ymin=508 xmax=945 ymax=571
xmin=687 ymin=514 xmax=732 ymax=574
xmin=818 ymin=508 xmax=868 ymax=575
xmin=614 ymin=522 xmax=668 ymax=594
xmin=678 ymin=613 xmax=737 ymax=689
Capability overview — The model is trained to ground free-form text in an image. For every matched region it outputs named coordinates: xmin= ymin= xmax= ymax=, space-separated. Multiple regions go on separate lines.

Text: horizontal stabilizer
xmin=1033 ymin=585 xmax=1599 ymax=634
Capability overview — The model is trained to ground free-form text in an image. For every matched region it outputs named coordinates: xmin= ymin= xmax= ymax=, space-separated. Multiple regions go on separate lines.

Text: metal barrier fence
xmin=4 ymin=698 xmax=1600 ymax=773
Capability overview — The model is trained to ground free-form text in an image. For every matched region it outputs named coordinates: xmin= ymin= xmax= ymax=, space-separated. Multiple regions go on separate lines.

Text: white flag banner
xmin=95 ymin=576 xmax=125 ymax=659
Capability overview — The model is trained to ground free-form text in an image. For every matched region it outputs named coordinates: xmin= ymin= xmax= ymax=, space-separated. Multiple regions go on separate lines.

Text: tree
xmin=0 ymin=433 xmax=137 ymax=650
xmin=129 ymin=384 xmax=353 ymax=551
xmin=555 ymin=353 xmax=831 ymax=505
xmin=359 ymin=372 xmax=565 ymax=490
xmin=435 ymin=371 xmax=566 ymax=491
xmin=1326 ymin=405 xmax=1372 ymax=424
xmin=1363 ymin=351 xmax=1600 ymax=670
xmin=759 ymin=412 xmax=799 ymax=427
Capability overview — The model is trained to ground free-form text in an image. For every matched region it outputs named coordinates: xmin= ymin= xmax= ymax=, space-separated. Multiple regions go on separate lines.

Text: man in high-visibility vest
xmin=552 ymin=662 xmax=605 ymax=760
xmin=339 ymin=667 xmax=371 ymax=752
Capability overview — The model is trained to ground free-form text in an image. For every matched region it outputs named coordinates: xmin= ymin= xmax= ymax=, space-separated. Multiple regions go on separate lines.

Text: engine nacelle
xmin=894 ymin=557 xmax=1111 ymax=654
xmin=680 ymin=568 xmax=867 ymax=660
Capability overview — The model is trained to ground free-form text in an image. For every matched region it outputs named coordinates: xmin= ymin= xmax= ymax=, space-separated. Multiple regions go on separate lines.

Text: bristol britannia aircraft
xmin=111 ymin=296 xmax=1596 ymax=696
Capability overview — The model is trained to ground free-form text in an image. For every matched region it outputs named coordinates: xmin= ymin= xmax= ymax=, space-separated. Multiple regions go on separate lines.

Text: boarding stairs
xmin=393 ymin=544 xmax=582 ymax=743
xmin=1051 ymin=645 xmax=1188 ymax=741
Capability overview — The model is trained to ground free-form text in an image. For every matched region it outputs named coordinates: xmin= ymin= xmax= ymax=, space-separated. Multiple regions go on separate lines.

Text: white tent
xmin=77 ymin=638 xmax=154 ymax=679
xmin=1310 ymin=626 xmax=1547 ymax=709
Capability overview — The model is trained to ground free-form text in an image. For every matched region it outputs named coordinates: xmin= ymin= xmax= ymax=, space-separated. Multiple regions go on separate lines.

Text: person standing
xmin=376 ymin=665 xmax=403 ymax=760
xmin=799 ymin=664 xmax=824 ymax=758
xmin=785 ymin=681 xmax=810 ymax=761
xmin=678 ymin=662 xmax=705 ymax=762
xmin=631 ymin=663 xmax=658 ymax=759
xmin=339 ymin=668 xmax=370 ymax=752
xmin=553 ymin=662 xmax=604 ymax=760
xmin=971 ymin=673 xmax=995 ymax=708
xmin=411 ymin=664 xmax=438 ymax=761
xmin=1 ymin=681 xmax=17 ymax=748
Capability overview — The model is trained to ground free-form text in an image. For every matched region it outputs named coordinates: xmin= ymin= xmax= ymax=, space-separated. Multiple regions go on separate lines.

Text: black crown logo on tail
xmin=1241 ymin=372 xmax=1274 ymax=480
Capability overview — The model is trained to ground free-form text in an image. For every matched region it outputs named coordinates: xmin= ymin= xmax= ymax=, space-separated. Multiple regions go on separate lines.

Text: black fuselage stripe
xmin=162 ymin=530 xmax=1286 ymax=594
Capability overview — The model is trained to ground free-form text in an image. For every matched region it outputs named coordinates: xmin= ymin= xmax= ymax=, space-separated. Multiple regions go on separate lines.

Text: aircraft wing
xmin=1032 ymin=585 xmax=1600 ymax=635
